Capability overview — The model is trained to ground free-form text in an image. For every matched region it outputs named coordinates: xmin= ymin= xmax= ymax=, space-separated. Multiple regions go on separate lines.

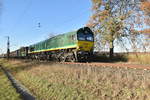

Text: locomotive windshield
xmin=86 ymin=34 xmax=94 ymax=41
xmin=78 ymin=33 xmax=86 ymax=41
xmin=77 ymin=27 xmax=94 ymax=41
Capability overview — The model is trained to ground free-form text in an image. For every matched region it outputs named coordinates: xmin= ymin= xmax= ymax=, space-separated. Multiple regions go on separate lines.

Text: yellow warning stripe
xmin=28 ymin=45 xmax=77 ymax=54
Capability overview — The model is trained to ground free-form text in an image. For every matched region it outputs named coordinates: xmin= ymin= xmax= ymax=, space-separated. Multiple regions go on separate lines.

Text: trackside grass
xmin=0 ymin=59 xmax=150 ymax=100
xmin=127 ymin=53 xmax=150 ymax=64
xmin=0 ymin=68 xmax=21 ymax=100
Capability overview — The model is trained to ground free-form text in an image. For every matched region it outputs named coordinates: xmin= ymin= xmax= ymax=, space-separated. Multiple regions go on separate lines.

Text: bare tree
xmin=87 ymin=0 xmax=141 ymax=58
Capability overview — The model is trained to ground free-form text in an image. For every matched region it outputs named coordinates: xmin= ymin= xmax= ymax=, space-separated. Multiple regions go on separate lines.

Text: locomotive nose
xmin=77 ymin=41 xmax=94 ymax=51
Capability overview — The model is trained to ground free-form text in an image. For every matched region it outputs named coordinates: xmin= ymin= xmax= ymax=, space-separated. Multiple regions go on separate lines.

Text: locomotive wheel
xmin=65 ymin=53 xmax=76 ymax=62
xmin=59 ymin=56 xmax=65 ymax=62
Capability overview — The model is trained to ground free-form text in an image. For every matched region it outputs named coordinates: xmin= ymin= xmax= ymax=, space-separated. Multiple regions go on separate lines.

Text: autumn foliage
xmin=141 ymin=0 xmax=150 ymax=16
xmin=139 ymin=0 xmax=150 ymax=35
xmin=88 ymin=0 xmax=150 ymax=53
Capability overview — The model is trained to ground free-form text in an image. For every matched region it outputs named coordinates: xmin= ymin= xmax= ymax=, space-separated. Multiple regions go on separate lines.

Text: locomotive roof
xmin=29 ymin=27 xmax=92 ymax=47
xmin=29 ymin=30 xmax=77 ymax=47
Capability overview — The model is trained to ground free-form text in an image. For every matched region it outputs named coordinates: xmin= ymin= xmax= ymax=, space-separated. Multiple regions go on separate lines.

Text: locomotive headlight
xmin=77 ymin=46 xmax=83 ymax=50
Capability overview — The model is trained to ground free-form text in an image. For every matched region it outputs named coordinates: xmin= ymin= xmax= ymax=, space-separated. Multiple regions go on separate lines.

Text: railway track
xmin=60 ymin=62 xmax=150 ymax=70
xmin=2 ymin=58 xmax=150 ymax=71
xmin=6 ymin=58 xmax=150 ymax=70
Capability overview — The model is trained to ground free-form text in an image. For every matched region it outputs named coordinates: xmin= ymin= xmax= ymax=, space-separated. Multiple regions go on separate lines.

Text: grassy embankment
xmin=0 ymin=64 xmax=21 ymax=100
xmin=0 ymin=59 xmax=150 ymax=100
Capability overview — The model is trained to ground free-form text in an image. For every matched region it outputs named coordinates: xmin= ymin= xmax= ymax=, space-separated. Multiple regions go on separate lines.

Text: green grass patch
xmin=0 ymin=69 xmax=21 ymax=100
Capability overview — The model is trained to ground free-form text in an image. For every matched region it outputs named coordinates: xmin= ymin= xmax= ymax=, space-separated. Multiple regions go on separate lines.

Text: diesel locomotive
xmin=9 ymin=27 xmax=94 ymax=62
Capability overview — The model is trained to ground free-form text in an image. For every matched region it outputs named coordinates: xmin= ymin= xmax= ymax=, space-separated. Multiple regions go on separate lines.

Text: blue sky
xmin=0 ymin=0 xmax=92 ymax=54
xmin=1 ymin=0 xmax=146 ymax=54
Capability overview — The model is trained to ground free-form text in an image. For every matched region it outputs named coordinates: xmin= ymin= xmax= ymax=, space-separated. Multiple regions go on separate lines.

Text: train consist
xmin=7 ymin=27 xmax=94 ymax=62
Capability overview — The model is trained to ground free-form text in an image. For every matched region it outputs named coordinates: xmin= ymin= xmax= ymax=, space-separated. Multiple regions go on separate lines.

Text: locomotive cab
xmin=76 ymin=27 xmax=94 ymax=61
xmin=77 ymin=27 xmax=94 ymax=52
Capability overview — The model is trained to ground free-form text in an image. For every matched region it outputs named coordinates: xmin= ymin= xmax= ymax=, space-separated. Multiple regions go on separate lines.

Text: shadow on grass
xmin=91 ymin=53 xmax=128 ymax=63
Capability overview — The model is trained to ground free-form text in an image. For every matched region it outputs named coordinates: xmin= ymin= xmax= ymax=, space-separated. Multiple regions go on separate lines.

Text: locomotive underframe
xmin=28 ymin=48 xmax=92 ymax=62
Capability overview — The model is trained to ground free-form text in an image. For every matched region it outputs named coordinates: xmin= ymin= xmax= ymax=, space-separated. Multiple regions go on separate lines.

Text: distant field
xmin=0 ymin=59 xmax=150 ymax=100
xmin=0 ymin=66 xmax=21 ymax=100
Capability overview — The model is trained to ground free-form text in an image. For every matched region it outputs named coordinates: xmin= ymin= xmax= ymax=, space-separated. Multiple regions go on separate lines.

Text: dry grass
xmin=0 ymin=59 xmax=150 ymax=100
xmin=127 ymin=53 xmax=150 ymax=64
